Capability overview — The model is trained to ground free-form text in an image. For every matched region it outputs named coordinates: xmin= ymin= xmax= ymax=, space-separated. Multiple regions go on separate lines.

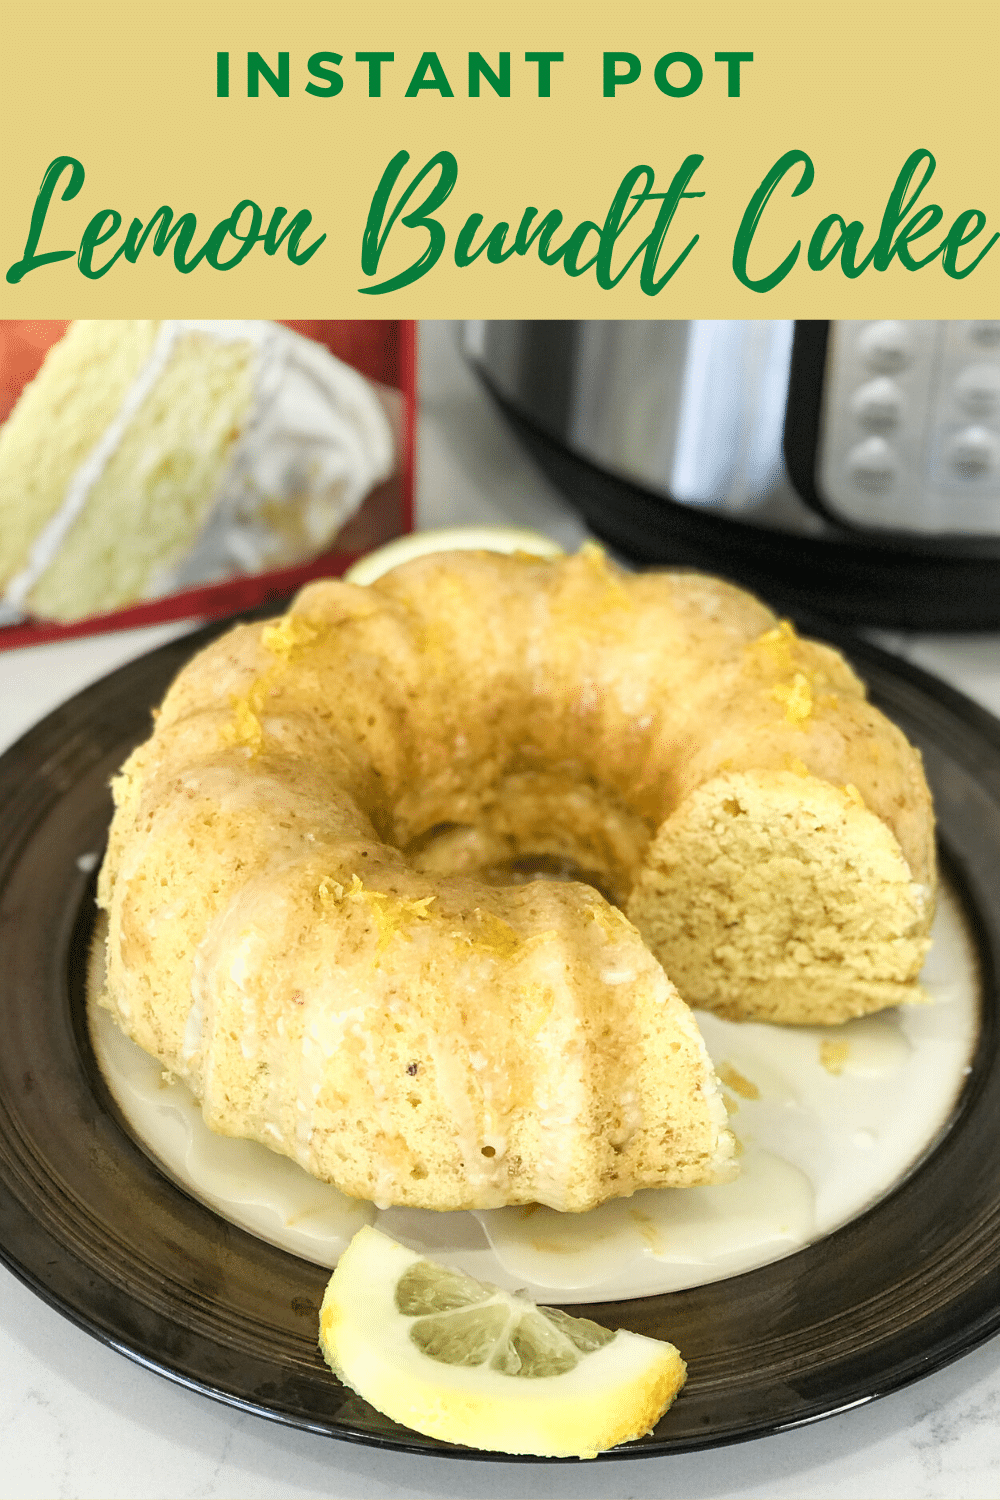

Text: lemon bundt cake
xmin=0 ymin=320 xmax=394 ymax=624
xmin=95 ymin=546 xmax=935 ymax=1213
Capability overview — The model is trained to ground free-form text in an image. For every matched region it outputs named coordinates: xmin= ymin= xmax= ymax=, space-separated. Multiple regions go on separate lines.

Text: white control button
xmin=948 ymin=426 xmax=997 ymax=478
xmin=968 ymin=321 xmax=1000 ymax=349
xmin=954 ymin=363 xmax=1000 ymax=419
xmin=857 ymin=321 xmax=913 ymax=374
xmin=846 ymin=436 xmax=897 ymax=492
xmin=850 ymin=376 xmax=904 ymax=431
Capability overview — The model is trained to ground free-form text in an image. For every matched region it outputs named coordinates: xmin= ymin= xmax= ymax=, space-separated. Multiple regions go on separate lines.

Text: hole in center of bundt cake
xmin=403 ymin=822 xmax=623 ymax=906
xmin=481 ymin=854 xmax=620 ymax=905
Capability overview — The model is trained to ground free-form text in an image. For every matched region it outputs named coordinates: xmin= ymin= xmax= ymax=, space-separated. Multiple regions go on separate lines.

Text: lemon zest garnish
xmin=225 ymin=695 xmax=264 ymax=751
xmin=471 ymin=910 xmax=523 ymax=959
xmin=820 ymin=1039 xmax=850 ymax=1076
xmin=749 ymin=619 xmax=798 ymax=674
xmin=587 ymin=904 xmax=632 ymax=942
xmin=225 ymin=615 xmax=321 ymax=753
xmin=318 ymin=874 xmax=436 ymax=957
xmin=260 ymin=613 xmax=319 ymax=661
xmin=770 ymin=672 xmax=813 ymax=726
xmin=750 ymin=623 xmax=819 ymax=727
xmin=224 ymin=673 xmax=272 ymax=752
xmin=717 ymin=1063 xmax=761 ymax=1100
xmin=352 ymin=882 xmax=436 ymax=956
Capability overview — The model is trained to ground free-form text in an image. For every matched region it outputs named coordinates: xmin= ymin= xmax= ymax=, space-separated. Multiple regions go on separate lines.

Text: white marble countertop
xmin=0 ymin=322 xmax=998 ymax=1499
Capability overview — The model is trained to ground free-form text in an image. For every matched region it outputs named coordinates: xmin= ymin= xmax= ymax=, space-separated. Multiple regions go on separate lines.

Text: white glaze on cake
xmin=88 ymin=878 xmax=978 ymax=1304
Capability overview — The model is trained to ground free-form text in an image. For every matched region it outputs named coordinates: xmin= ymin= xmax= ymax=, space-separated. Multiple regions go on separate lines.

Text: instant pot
xmin=462 ymin=320 xmax=1000 ymax=629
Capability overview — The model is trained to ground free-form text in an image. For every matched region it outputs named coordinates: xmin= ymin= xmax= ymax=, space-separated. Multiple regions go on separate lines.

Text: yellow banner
xmin=2 ymin=0 xmax=997 ymax=316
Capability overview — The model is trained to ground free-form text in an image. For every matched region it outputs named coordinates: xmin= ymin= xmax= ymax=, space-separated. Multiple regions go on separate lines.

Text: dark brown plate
xmin=0 ymin=617 xmax=999 ymax=1459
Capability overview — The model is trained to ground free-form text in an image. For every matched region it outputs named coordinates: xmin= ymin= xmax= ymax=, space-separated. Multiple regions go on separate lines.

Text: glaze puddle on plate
xmin=88 ymin=880 xmax=979 ymax=1304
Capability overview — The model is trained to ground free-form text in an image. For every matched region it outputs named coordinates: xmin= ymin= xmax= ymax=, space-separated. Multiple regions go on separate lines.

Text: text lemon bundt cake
xmin=95 ymin=546 xmax=935 ymax=1213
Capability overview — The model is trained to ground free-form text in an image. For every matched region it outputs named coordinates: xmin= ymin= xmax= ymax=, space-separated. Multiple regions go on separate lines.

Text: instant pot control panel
xmin=815 ymin=321 xmax=1000 ymax=534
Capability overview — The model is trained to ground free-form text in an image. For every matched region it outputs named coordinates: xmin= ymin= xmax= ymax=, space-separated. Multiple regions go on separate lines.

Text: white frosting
xmin=0 ymin=321 xmax=395 ymax=623
xmin=88 ymin=878 xmax=980 ymax=1304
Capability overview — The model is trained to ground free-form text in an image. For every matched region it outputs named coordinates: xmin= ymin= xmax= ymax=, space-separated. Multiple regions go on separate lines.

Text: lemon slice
xmin=344 ymin=525 xmax=563 ymax=586
xmin=319 ymin=1226 xmax=686 ymax=1459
